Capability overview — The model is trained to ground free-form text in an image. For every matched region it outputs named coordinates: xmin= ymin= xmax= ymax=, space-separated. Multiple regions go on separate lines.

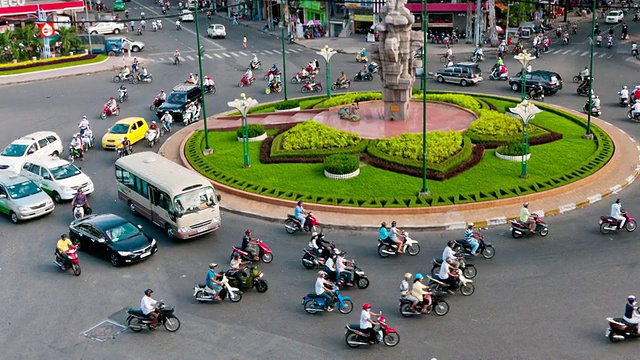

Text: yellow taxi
xmin=101 ymin=117 xmax=149 ymax=149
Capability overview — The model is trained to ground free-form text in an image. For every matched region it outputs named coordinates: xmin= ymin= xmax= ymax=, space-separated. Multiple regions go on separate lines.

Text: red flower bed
xmin=1 ymin=54 xmax=98 ymax=71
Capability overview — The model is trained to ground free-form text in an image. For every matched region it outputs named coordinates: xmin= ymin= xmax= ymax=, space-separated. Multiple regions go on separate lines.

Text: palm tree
xmin=57 ymin=27 xmax=82 ymax=55
xmin=0 ymin=30 xmax=16 ymax=63
xmin=14 ymin=25 xmax=42 ymax=60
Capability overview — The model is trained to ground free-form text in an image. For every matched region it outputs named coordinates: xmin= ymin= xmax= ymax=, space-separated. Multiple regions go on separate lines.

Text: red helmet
xmin=362 ymin=303 xmax=372 ymax=310
xmin=110 ymin=96 xmax=114 ymax=99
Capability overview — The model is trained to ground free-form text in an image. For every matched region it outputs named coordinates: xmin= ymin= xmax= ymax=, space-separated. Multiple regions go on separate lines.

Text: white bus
xmin=114 ymin=152 xmax=221 ymax=239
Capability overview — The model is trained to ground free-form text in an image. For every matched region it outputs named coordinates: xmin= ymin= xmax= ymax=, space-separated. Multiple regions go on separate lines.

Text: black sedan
xmin=69 ymin=213 xmax=158 ymax=267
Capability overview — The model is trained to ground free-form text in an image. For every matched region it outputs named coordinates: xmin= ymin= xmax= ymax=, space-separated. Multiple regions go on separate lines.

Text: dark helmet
xmin=144 ymin=289 xmax=153 ymax=296
xmin=245 ymin=229 xmax=251 ymax=235
xmin=297 ymin=200 xmax=303 ymax=205
xmin=616 ymin=199 xmax=621 ymax=204
xmin=233 ymin=252 xmax=240 ymax=258
xmin=447 ymin=240 xmax=456 ymax=247
xmin=60 ymin=234 xmax=67 ymax=239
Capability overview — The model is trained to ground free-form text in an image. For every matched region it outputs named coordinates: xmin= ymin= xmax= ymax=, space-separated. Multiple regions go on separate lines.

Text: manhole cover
xmin=81 ymin=320 xmax=126 ymax=342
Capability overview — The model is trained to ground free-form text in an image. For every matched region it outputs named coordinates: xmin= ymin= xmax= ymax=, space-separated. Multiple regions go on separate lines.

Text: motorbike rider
xmin=251 ymin=54 xmax=260 ymax=68
xmin=121 ymin=136 xmax=132 ymax=156
xmin=324 ymin=251 xmax=338 ymax=281
xmin=634 ymin=86 xmax=640 ymax=102
xmin=608 ymin=34 xmax=614 ymax=46
xmin=139 ymin=66 xmax=148 ymax=81
xmin=72 ymin=189 xmax=90 ymax=214
xmin=579 ymin=66 xmax=589 ymax=81
xmin=78 ymin=115 xmax=90 ymax=134
xmin=120 ymin=65 xmax=131 ymax=79
xmin=187 ymin=73 xmax=196 ymax=84
xmin=463 ymin=222 xmax=481 ymax=256
xmin=632 ymin=99 xmax=640 ymax=119
xmin=157 ymin=89 xmax=167 ymax=104
xmin=335 ymin=251 xmax=354 ymax=287
xmin=175 ymin=19 xmax=181 ymax=29
xmin=105 ymin=96 xmax=117 ymax=113
xmin=174 ymin=49 xmax=181 ymax=62
xmin=389 ymin=221 xmax=404 ymax=254
xmin=445 ymin=46 xmax=453 ymax=61
xmin=205 ymin=263 xmax=223 ymax=301
xmin=69 ymin=134 xmax=84 ymax=161
xmin=563 ymin=31 xmax=570 ymax=44
xmin=611 ymin=198 xmax=626 ymax=230
xmin=140 ymin=289 xmax=160 ymax=329
xmin=496 ymin=56 xmax=504 ymax=66
xmin=204 ymin=76 xmax=215 ymax=92
xmin=437 ymin=259 xmax=459 ymax=295
xmin=359 ymin=47 xmax=367 ymax=59
xmin=309 ymin=232 xmax=330 ymax=263
xmin=241 ymin=229 xmax=260 ymax=261
xmin=400 ymin=273 xmax=419 ymax=313
xmin=378 ymin=222 xmax=390 ymax=243
xmin=294 ymin=200 xmax=309 ymax=228
xmin=244 ymin=67 xmax=253 ymax=83
xmin=118 ymin=84 xmax=128 ymax=101
xmin=520 ymin=202 xmax=536 ymax=232
xmin=473 ymin=45 xmax=484 ymax=60
xmin=270 ymin=63 xmax=279 ymax=76
xmin=624 ymin=295 xmax=640 ymax=334
xmin=131 ymin=58 xmax=139 ymax=73
xmin=149 ymin=121 xmax=159 ymax=132
xmin=229 ymin=252 xmax=249 ymax=292
xmin=56 ymin=234 xmax=74 ymax=269
xmin=337 ymin=71 xmax=347 ymax=86
xmin=160 ymin=111 xmax=173 ymax=132
xmin=591 ymin=94 xmax=601 ymax=111
xmin=622 ymin=23 xmax=629 ymax=38
xmin=442 ymin=240 xmax=460 ymax=268
xmin=315 ymin=271 xmax=335 ymax=311
xmin=360 ymin=303 xmax=381 ymax=344
xmin=620 ymin=86 xmax=630 ymax=104
xmin=633 ymin=42 xmax=639 ymax=57
xmin=578 ymin=76 xmax=592 ymax=93
xmin=410 ymin=273 xmax=432 ymax=313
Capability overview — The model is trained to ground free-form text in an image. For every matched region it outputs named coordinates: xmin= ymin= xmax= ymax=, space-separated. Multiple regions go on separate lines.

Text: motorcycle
xmin=263 ymin=69 xmax=281 ymax=81
xmin=599 ymin=210 xmax=637 ymax=234
xmin=54 ymin=246 xmax=81 ymax=276
xmin=525 ymin=85 xmax=545 ymax=101
xmin=302 ymin=285 xmax=353 ymax=314
xmin=285 ymin=212 xmax=321 ymax=234
xmin=117 ymin=144 xmax=133 ymax=158
xmin=489 ymin=66 xmax=509 ymax=81
xmin=248 ymin=60 xmax=262 ymax=70
xmin=127 ymin=302 xmax=181 ymax=332
xmin=470 ymin=53 xmax=484 ymax=62
xmin=583 ymin=102 xmax=601 ymax=117
xmin=428 ymin=268 xmax=475 ymax=296
xmin=149 ymin=97 xmax=165 ymax=111
xmin=80 ymin=129 xmax=94 ymax=151
xmin=596 ymin=35 xmax=602 ymax=47
xmin=377 ymin=231 xmax=420 ymax=258
xmin=132 ymin=74 xmax=153 ymax=84
xmin=353 ymin=71 xmax=373 ymax=82
xmin=291 ymin=72 xmax=314 ymax=84
xmin=73 ymin=204 xmax=85 ymax=219
xmin=576 ymin=85 xmax=591 ymax=96
xmin=265 ymin=81 xmax=282 ymax=94
xmin=68 ymin=147 xmax=82 ymax=163
xmin=204 ymin=83 xmax=216 ymax=95
xmin=301 ymin=242 xmax=339 ymax=269
xmin=176 ymin=22 xmax=182 ymax=30
xmin=113 ymin=72 xmax=134 ymax=83
xmin=238 ymin=74 xmax=256 ymax=87
xmin=510 ymin=213 xmax=549 ymax=238
xmin=454 ymin=230 xmax=495 ymax=259
xmin=183 ymin=104 xmax=201 ymax=125
xmin=145 ymin=129 xmax=160 ymax=147
xmin=608 ymin=38 xmax=614 ymax=49
xmin=333 ymin=260 xmax=369 ymax=289
xmin=399 ymin=292 xmax=449 ymax=317
xmin=367 ymin=62 xmax=379 ymax=74
xmin=605 ymin=317 xmax=640 ymax=342
xmin=100 ymin=104 xmax=120 ymax=119
xmin=226 ymin=266 xmax=269 ymax=293
xmin=329 ymin=77 xmax=352 ymax=90
xmin=627 ymin=109 xmax=640 ymax=122
xmin=117 ymin=89 xmax=128 ymax=103
xmin=161 ymin=117 xmax=172 ymax=135
xmin=301 ymin=82 xmax=323 ymax=93
xmin=231 ymin=239 xmax=274 ymax=263
xmin=136 ymin=27 xmax=142 ymax=36
xmin=355 ymin=53 xmax=367 ymax=63
xmin=193 ymin=274 xmax=243 ymax=303
xmin=619 ymin=94 xmax=630 ymax=107
xmin=562 ymin=37 xmax=569 ymax=46
xmin=431 ymin=257 xmax=477 ymax=279
xmin=345 ymin=313 xmax=399 ymax=348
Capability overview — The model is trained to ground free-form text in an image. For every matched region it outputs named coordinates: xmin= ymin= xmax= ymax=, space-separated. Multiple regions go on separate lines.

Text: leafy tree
xmin=507 ymin=3 xmax=534 ymax=27
xmin=13 ymin=25 xmax=42 ymax=60
xmin=57 ymin=27 xmax=82 ymax=55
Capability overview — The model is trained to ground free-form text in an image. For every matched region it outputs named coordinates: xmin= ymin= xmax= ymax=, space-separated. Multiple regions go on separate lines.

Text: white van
xmin=20 ymin=156 xmax=94 ymax=203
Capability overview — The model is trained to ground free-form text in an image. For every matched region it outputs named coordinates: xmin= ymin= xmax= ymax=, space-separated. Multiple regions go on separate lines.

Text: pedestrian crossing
xmin=543 ymin=48 xmax=617 ymax=59
xmin=147 ymin=47 xmax=306 ymax=63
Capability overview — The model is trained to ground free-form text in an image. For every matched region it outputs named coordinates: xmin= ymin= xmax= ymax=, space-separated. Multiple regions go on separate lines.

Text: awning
xmin=299 ymin=0 xmax=322 ymax=11
xmin=496 ymin=2 xmax=508 ymax=11
xmin=0 ymin=1 xmax=85 ymax=16
xmin=406 ymin=3 xmax=486 ymax=12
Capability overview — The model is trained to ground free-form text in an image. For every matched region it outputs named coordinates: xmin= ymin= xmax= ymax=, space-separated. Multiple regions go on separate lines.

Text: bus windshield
xmin=173 ymin=186 xmax=217 ymax=216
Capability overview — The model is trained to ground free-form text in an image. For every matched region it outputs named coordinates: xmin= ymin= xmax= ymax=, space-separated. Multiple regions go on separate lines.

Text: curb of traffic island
xmin=0 ymin=56 xmax=123 ymax=86
xmin=170 ymin=101 xmax=640 ymax=231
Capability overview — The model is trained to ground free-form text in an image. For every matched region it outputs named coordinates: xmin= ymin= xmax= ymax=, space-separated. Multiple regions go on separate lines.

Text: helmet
xmin=339 ymin=251 xmax=346 ymax=256
xmin=523 ymin=202 xmax=529 ymax=207
xmin=144 ymin=289 xmax=153 ymax=296
xmin=624 ymin=86 xmax=628 ymax=89
xmin=297 ymin=200 xmax=303 ymax=205
xmin=447 ymin=240 xmax=456 ymax=246
xmin=209 ymin=263 xmax=217 ymax=268
xmin=467 ymin=222 xmax=474 ymax=227
xmin=415 ymin=273 xmax=424 ymax=280
xmin=404 ymin=272 xmax=412 ymax=280
xmin=233 ymin=252 xmax=240 ymax=258
xmin=160 ymin=89 xmax=164 ymax=92
xmin=165 ymin=111 xmax=169 ymax=114
xmin=362 ymin=303 xmax=372 ymax=310
xmin=152 ymin=121 xmax=156 ymax=124
xmin=629 ymin=295 xmax=636 ymax=303
xmin=110 ymin=96 xmax=114 ymax=99
xmin=591 ymin=94 xmax=596 ymax=99
xmin=318 ymin=270 xmax=327 ymax=276
xmin=190 ymin=73 xmax=193 ymax=76
xmin=82 ymin=115 xmax=87 ymax=119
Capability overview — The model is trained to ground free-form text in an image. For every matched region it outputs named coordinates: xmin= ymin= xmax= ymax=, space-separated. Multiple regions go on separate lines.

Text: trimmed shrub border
xmin=275 ymin=107 xmax=301 ymax=112
xmin=237 ymin=132 xmax=267 ymax=142
xmin=324 ymin=168 xmax=360 ymax=179
xmin=0 ymin=53 xmax=96 ymax=71
xmin=495 ymin=151 xmax=532 ymax=162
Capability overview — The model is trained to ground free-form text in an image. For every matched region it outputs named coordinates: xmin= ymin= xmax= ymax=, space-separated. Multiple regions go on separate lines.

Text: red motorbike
xmin=100 ymin=104 xmax=120 ymax=119
xmin=301 ymin=82 xmax=323 ymax=93
xmin=291 ymin=71 xmax=315 ymax=84
xmin=149 ymin=97 xmax=165 ymax=111
xmin=263 ymin=69 xmax=281 ymax=81
xmin=238 ymin=74 xmax=256 ymax=87
xmin=345 ymin=314 xmax=400 ymax=348
xmin=54 ymin=246 xmax=81 ymax=276
xmin=285 ymin=212 xmax=321 ymax=234
xmin=510 ymin=213 xmax=549 ymax=238
xmin=606 ymin=317 xmax=640 ymax=343
xmin=599 ymin=210 xmax=637 ymax=234
xmin=231 ymin=239 xmax=274 ymax=263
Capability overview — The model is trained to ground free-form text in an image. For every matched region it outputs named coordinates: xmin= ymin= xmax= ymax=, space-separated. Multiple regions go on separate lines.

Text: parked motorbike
xmin=285 ymin=212 xmax=321 ymax=234
xmin=54 ymin=246 xmax=81 ymax=276
xmin=399 ymin=293 xmax=449 ymax=317
xmin=100 ymin=104 xmax=120 ymax=119
xmin=226 ymin=266 xmax=269 ymax=293
xmin=231 ymin=239 xmax=274 ymax=263
xmin=599 ymin=210 xmax=637 ymax=234
xmin=345 ymin=313 xmax=400 ymax=348
xmin=149 ymin=97 xmax=165 ymax=111
xmin=301 ymin=82 xmax=323 ymax=93
xmin=627 ymin=109 xmax=640 ymax=122
xmin=145 ymin=129 xmax=159 ymax=147
xmin=331 ymin=79 xmax=351 ymax=90
xmin=377 ymin=231 xmax=420 ymax=258
xmin=510 ymin=213 xmax=549 ymax=238
xmin=193 ymin=274 xmax=243 ymax=302
xmin=132 ymin=74 xmax=153 ymax=84
xmin=302 ymin=285 xmax=353 ymax=314
xmin=291 ymin=72 xmax=314 ymax=84
xmin=127 ymin=302 xmax=181 ymax=332
xmin=238 ymin=74 xmax=256 ymax=87
xmin=428 ymin=268 xmax=475 ymax=296
xmin=353 ymin=71 xmax=373 ymax=82
xmin=605 ymin=317 xmax=640 ymax=342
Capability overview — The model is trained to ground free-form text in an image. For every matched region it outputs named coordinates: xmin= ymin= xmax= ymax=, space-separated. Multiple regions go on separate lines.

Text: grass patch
xmin=0 ymin=55 xmax=107 ymax=76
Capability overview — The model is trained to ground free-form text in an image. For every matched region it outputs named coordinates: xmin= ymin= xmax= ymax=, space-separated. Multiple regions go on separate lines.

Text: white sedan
xmin=179 ymin=10 xmax=194 ymax=22
xmin=605 ymin=10 xmax=624 ymax=24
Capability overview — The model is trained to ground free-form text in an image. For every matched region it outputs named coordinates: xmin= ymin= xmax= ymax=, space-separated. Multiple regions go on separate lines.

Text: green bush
xmin=496 ymin=141 xmax=525 ymax=156
xmin=274 ymin=100 xmax=300 ymax=110
xmin=313 ymin=92 xmax=382 ymax=108
xmin=323 ymin=154 xmax=360 ymax=175
xmin=374 ymin=131 xmax=463 ymax=164
xmin=235 ymin=124 xmax=266 ymax=138
xmin=467 ymin=110 xmax=522 ymax=136
xmin=280 ymin=120 xmax=362 ymax=150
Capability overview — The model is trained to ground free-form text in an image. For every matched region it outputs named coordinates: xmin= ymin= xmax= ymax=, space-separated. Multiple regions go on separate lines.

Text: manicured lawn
xmin=0 ymin=55 xmax=107 ymax=76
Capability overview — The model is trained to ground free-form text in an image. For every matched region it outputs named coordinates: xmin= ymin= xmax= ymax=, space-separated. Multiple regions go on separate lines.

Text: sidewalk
xmin=159 ymin=105 xmax=640 ymax=231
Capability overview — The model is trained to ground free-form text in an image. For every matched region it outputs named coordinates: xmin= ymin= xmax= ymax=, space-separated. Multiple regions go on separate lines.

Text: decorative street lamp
xmin=419 ymin=0 xmax=429 ymax=196
xmin=514 ymin=50 xmax=536 ymax=102
xmin=193 ymin=1 xmax=212 ymax=155
xmin=513 ymin=50 xmax=536 ymax=178
xmin=584 ymin=0 xmax=597 ymax=140
xmin=280 ymin=0 xmax=288 ymax=100
xmin=317 ymin=45 xmax=337 ymax=98
xmin=509 ymin=100 xmax=542 ymax=179
xmin=227 ymin=93 xmax=258 ymax=168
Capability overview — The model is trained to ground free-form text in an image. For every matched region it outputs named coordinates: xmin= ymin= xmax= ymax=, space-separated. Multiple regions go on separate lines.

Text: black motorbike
xmin=399 ymin=292 xmax=450 ymax=317
xmin=126 ymin=303 xmax=181 ymax=332
xmin=627 ymin=109 xmax=640 ymax=122
xmin=583 ymin=102 xmax=601 ymax=117
xmin=430 ymin=257 xmax=477 ymax=279
xmin=333 ymin=260 xmax=369 ymax=289
xmin=331 ymin=79 xmax=351 ymax=90
xmin=353 ymin=71 xmax=373 ymax=82
xmin=525 ymin=84 xmax=545 ymax=101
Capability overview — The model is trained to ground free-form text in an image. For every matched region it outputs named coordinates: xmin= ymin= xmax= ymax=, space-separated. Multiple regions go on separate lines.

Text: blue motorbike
xmin=302 ymin=285 xmax=353 ymax=315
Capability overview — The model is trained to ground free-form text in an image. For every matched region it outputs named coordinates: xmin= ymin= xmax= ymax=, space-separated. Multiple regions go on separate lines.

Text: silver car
xmin=0 ymin=172 xmax=55 ymax=224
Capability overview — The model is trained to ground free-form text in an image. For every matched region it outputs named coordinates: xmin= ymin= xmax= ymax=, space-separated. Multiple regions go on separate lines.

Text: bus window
xmin=174 ymin=186 xmax=216 ymax=216
xmin=158 ymin=191 xmax=173 ymax=212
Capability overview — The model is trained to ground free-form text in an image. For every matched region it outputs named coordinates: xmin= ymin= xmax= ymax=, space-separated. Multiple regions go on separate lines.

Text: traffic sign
xmin=37 ymin=22 xmax=55 ymax=38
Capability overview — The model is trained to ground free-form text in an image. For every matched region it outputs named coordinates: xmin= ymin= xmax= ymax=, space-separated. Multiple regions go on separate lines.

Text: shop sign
xmin=0 ymin=0 xmax=26 ymax=7
xmin=354 ymin=14 xmax=373 ymax=21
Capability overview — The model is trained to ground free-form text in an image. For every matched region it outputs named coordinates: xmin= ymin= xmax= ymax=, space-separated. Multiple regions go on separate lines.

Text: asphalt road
xmin=2 ymin=5 xmax=640 ymax=359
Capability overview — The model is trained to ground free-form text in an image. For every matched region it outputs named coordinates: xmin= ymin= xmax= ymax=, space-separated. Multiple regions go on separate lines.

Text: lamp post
xmin=585 ymin=0 xmax=597 ymax=140
xmin=509 ymin=100 xmax=542 ymax=179
xmin=514 ymin=50 xmax=536 ymax=178
xmin=419 ymin=0 xmax=429 ymax=196
xmin=194 ymin=1 xmax=212 ymax=155
xmin=317 ymin=45 xmax=337 ymax=98
xmin=227 ymin=93 xmax=258 ymax=168
xmin=280 ymin=0 xmax=288 ymax=100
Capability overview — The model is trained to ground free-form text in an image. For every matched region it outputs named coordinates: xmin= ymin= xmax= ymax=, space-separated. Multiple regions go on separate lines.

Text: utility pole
xmin=474 ymin=0 xmax=482 ymax=46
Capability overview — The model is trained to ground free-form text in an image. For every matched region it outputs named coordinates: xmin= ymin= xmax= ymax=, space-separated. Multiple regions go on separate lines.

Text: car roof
xmin=21 ymin=131 xmax=59 ymax=141
xmin=115 ymin=117 xmax=146 ymax=125
xmin=75 ymin=213 xmax=130 ymax=229
xmin=0 ymin=171 xmax=31 ymax=185
xmin=26 ymin=156 xmax=73 ymax=168
xmin=454 ymin=62 xmax=478 ymax=67
xmin=210 ymin=24 xmax=224 ymax=27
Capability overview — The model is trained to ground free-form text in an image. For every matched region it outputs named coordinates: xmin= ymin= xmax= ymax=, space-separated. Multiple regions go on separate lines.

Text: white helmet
xmin=624 ymin=85 xmax=628 ymax=89
xmin=318 ymin=270 xmax=327 ymax=276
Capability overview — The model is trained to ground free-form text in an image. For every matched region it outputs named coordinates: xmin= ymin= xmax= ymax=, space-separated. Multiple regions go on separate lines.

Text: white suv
xmin=88 ymin=21 xmax=124 ymax=35
xmin=20 ymin=157 xmax=94 ymax=203
xmin=0 ymin=131 xmax=63 ymax=173
xmin=179 ymin=10 xmax=194 ymax=22
xmin=207 ymin=24 xmax=226 ymax=38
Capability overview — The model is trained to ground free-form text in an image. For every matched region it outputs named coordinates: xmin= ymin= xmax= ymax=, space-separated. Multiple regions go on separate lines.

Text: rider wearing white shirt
xmin=140 ymin=289 xmax=159 ymax=328
xmin=442 ymin=240 xmax=458 ymax=266
xmin=632 ymin=100 xmax=640 ymax=117
xmin=315 ymin=271 xmax=334 ymax=311
xmin=359 ymin=303 xmax=380 ymax=344
xmin=620 ymin=86 xmax=629 ymax=102
xmin=611 ymin=198 xmax=626 ymax=230
xmin=78 ymin=116 xmax=90 ymax=132
xmin=245 ymin=68 xmax=253 ymax=79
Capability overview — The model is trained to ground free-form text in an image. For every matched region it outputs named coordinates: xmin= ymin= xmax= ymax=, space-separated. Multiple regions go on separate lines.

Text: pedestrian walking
xmin=130 ymin=20 xmax=135 ymax=32
xmin=243 ymin=35 xmax=247 ymax=48
xmin=233 ymin=15 xmax=238 ymax=25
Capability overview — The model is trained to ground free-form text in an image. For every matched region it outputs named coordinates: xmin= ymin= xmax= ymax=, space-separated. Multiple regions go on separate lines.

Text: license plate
xmin=140 ymin=251 xmax=151 ymax=258
xmin=197 ymin=227 xmax=208 ymax=233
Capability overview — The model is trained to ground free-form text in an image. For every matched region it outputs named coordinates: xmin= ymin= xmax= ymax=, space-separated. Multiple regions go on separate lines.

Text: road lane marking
xmin=599 ymin=53 xmax=606 ymax=58
xmin=552 ymin=49 xmax=563 ymax=54
xmin=204 ymin=54 xmax=213 ymax=59
xmin=186 ymin=55 xmax=195 ymax=61
xmin=223 ymin=53 xmax=231 ymax=57
xmin=273 ymin=50 xmax=282 ymax=54
xmin=562 ymin=50 xmax=571 ymax=54
xmin=580 ymin=51 xmax=589 ymax=56
xmin=238 ymin=51 xmax=249 ymax=56
xmin=229 ymin=52 xmax=239 ymax=56
xmin=214 ymin=54 xmax=223 ymax=58
xmin=592 ymin=52 xmax=598 ymax=57
xmin=264 ymin=50 xmax=274 ymax=54
xmin=158 ymin=58 xmax=164 ymax=62
xmin=571 ymin=50 xmax=580 ymax=55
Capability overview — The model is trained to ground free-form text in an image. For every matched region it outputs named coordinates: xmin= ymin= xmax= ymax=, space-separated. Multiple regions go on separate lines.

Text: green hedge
xmin=497 ymin=141 xmax=525 ymax=156
xmin=465 ymin=109 xmax=549 ymax=143
xmin=274 ymin=99 xmax=301 ymax=110
xmin=412 ymin=93 xmax=482 ymax=113
xmin=324 ymin=154 xmax=360 ymax=174
xmin=270 ymin=120 xmax=368 ymax=158
xmin=313 ymin=92 xmax=382 ymax=108
xmin=374 ymin=131 xmax=463 ymax=164
xmin=235 ymin=124 xmax=266 ymax=138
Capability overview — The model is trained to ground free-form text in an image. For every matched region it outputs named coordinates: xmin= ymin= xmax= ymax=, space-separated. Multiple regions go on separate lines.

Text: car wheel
xmin=113 ymin=28 xmax=120 ymax=34
xmin=9 ymin=211 xmax=19 ymax=224
xmin=132 ymin=46 xmax=140 ymax=52
xmin=90 ymin=31 xmax=98 ymax=35
xmin=110 ymin=252 xmax=120 ymax=267
xmin=511 ymin=83 xmax=519 ymax=91
xmin=165 ymin=224 xmax=176 ymax=239
xmin=437 ymin=76 xmax=444 ymax=83
xmin=52 ymin=191 xmax=63 ymax=203
xmin=460 ymin=79 xmax=468 ymax=86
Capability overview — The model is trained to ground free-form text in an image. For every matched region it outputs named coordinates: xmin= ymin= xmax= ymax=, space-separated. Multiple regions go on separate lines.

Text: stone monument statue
xmin=370 ymin=0 xmax=423 ymax=120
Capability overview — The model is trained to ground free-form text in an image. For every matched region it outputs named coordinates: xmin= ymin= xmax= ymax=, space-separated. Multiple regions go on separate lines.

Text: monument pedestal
xmin=383 ymin=87 xmax=412 ymax=121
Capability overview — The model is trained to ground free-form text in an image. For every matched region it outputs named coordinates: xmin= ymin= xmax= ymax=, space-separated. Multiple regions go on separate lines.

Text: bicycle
xmin=440 ymin=54 xmax=455 ymax=63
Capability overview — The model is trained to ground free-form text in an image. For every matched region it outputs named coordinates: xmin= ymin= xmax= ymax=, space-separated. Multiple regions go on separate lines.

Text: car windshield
xmin=1 ymin=144 xmax=27 ymax=157
xmin=167 ymin=92 xmax=186 ymax=103
xmin=109 ymin=124 xmax=130 ymax=134
xmin=6 ymin=180 xmax=42 ymax=199
xmin=50 ymin=163 xmax=81 ymax=180
xmin=105 ymin=222 xmax=140 ymax=242
xmin=173 ymin=186 xmax=217 ymax=216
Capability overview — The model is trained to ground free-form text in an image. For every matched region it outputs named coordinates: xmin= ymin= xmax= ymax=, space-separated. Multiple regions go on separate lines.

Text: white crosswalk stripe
xmin=552 ymin=49 xmax=563 ymax=54
xmin=229 ymin=52 xmax=239 ymax=57
xmin=158 ymin=58 xmax=164 ymax=62
xmin=592 ymin=52 xmax=598 ymax=57
xmin=238 ymin=51 xmax=249 ymax=56
xmin=186 ymin=55 xmax=195 ymax=61
xmin=273 ymin=50 xmax=282 ymax=54
xmin=580 ymin=51 xmax=589 ymax=56
xmin=599 ymin=53 xmax=606 ymax=58
xmin=561 ymin=49 xmax=572 ymax=54
xmin=214 ymin=53 xmax=223 ymax=58
xmin=263 ymin=50 xmax=275 ymax=54
xmin=146 ymin=47 xmax=311 ymax=63
xmin=204 ymin=54 xmax=213 ymax=59
xmin=223 ymin=53 xmax=231 ymax=58
xmin=570 ymin=50 xmax=580 ymax=55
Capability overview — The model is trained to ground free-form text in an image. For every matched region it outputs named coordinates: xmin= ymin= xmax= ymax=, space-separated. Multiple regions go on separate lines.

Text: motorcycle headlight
xmin=118 ymin=251 xmax=133 ymax=256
